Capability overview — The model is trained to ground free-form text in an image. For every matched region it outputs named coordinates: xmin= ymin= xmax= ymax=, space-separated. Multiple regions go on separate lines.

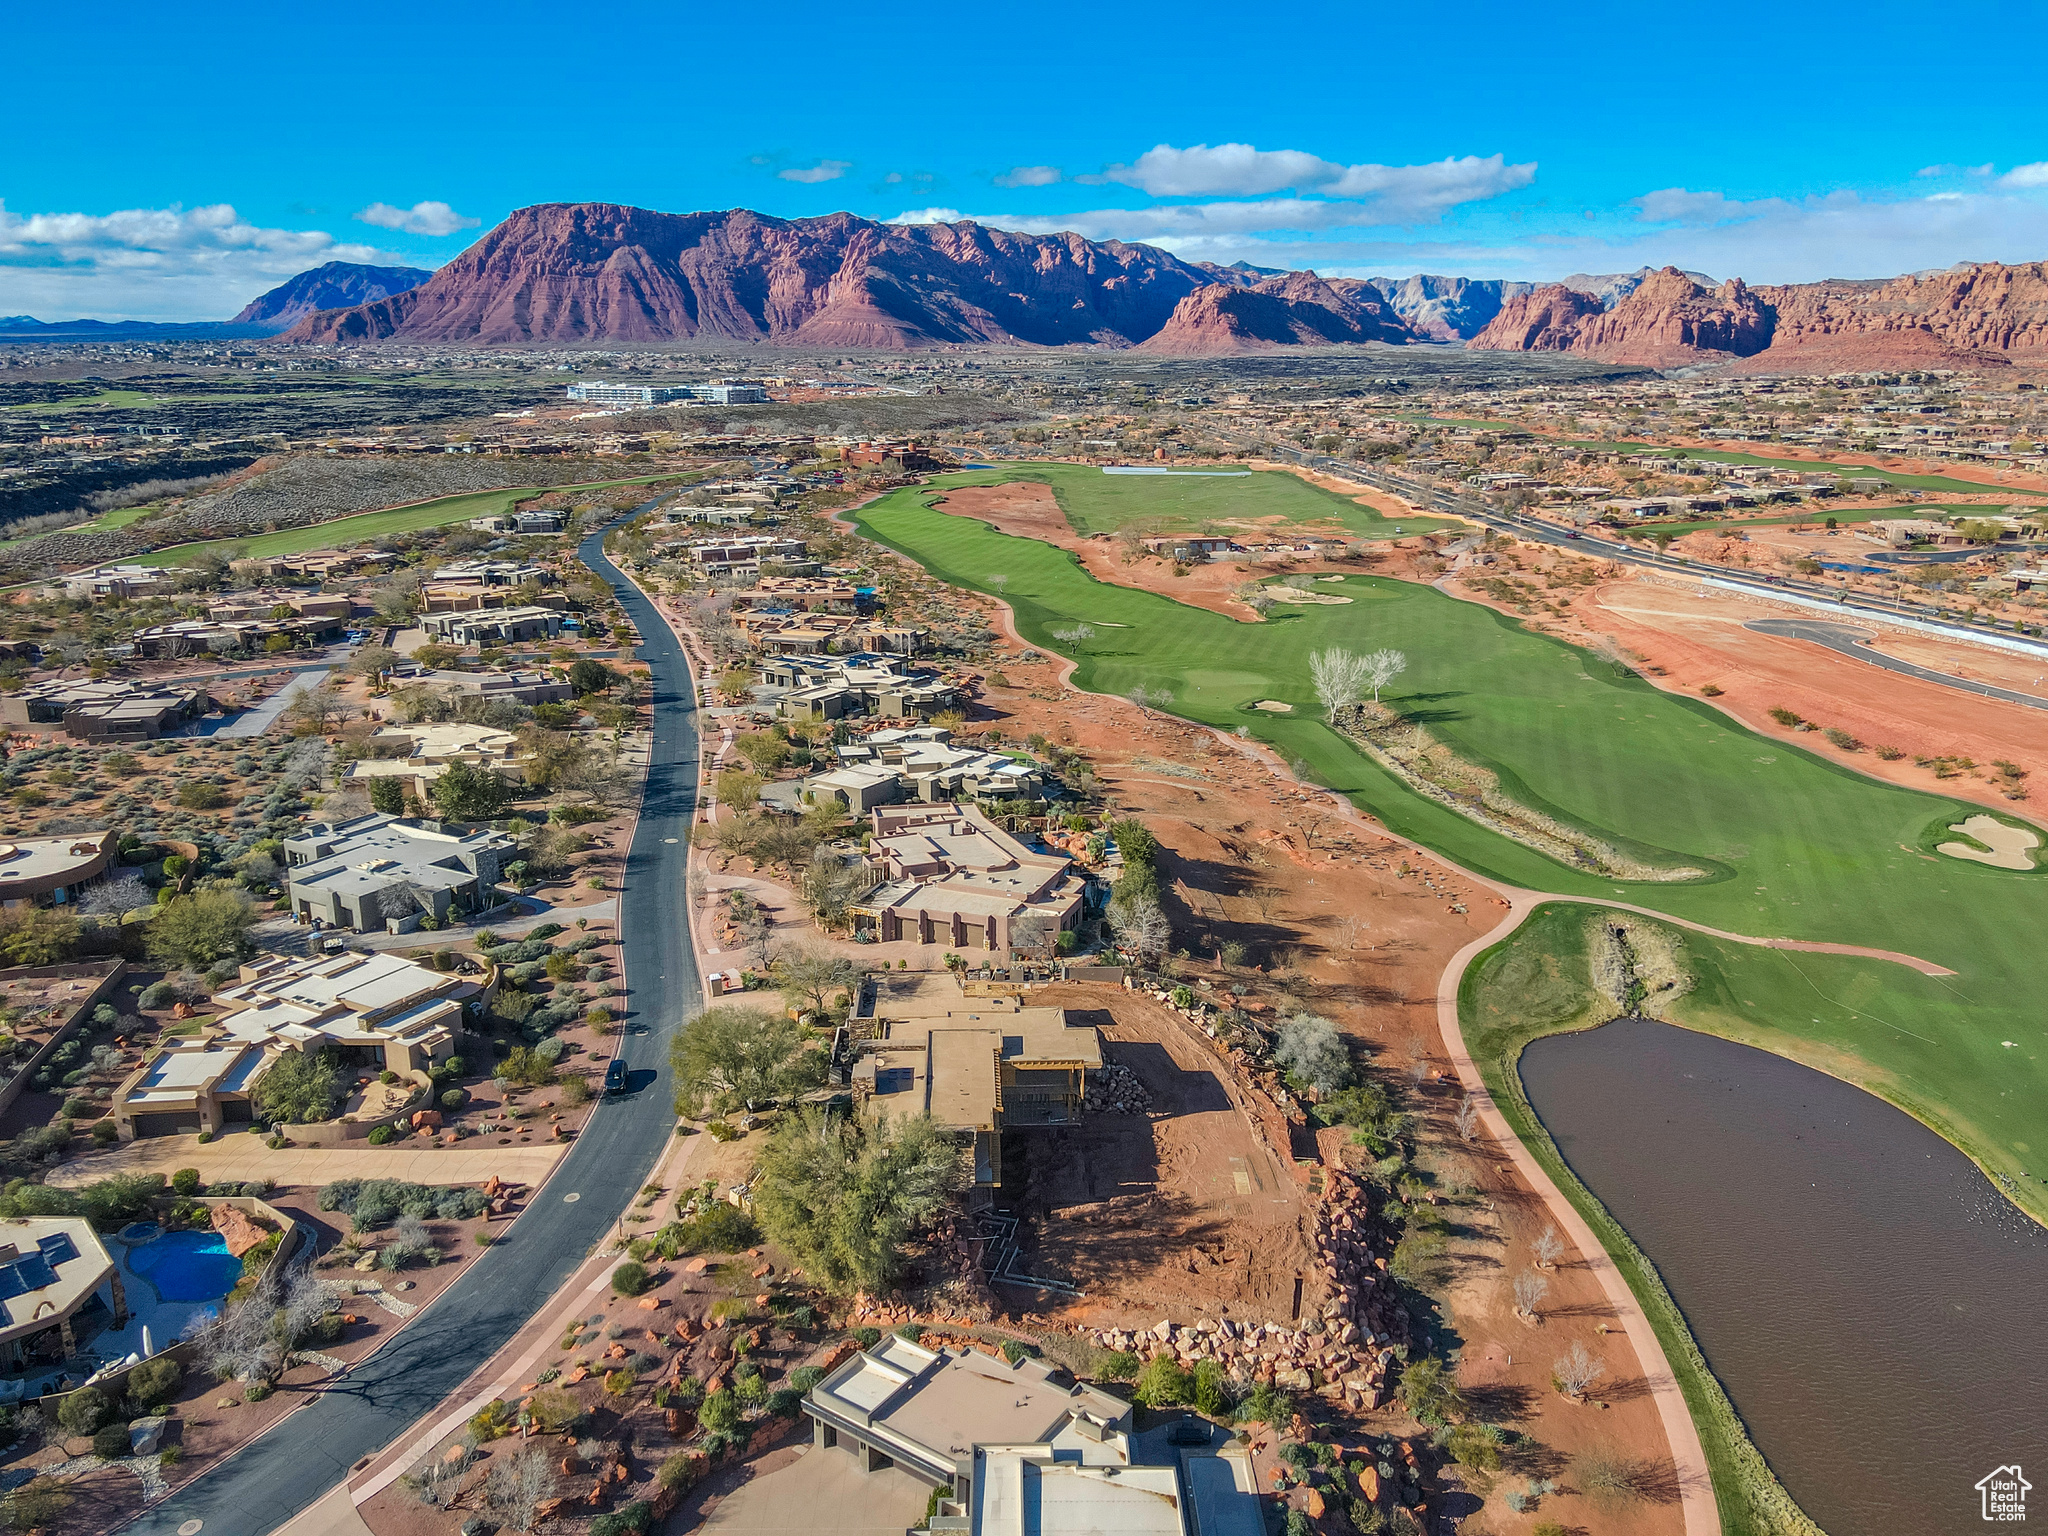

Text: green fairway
xmin=927 ymin=462 xmax=1459 ymax=540
xmin=853 ymin=481 xmax=2048 ymax=1226
xmin=124 ymin=475 xmax=691 ymax=567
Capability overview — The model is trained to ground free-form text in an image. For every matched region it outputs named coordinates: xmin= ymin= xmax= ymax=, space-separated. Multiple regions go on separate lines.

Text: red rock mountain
xmin=1469 ymin=268 xmax=1776 ymax=366
xmin=282 ymin=203 xmax=1396 ymax=352
xmin=1140 ymin=271 xmax=1412 ymax=353
xmin=1471 ymin=261 xmax=2048 ymax=370
xmin=280 ymin=204 xmax=2048 ymax=368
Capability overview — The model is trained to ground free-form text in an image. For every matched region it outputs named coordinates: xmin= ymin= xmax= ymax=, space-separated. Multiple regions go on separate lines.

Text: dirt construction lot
xmin=1000 ymin=986 xmax=1313 ymax=1328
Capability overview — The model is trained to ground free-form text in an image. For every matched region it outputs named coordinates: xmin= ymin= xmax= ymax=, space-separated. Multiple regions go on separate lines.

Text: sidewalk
xmin=46 ymin=1132 xmax=566 ymax=1189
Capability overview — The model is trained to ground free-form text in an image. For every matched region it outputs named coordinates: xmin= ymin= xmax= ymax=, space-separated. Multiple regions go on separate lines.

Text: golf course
xmin=855 ymin=467 xmax=2048 ymax=1229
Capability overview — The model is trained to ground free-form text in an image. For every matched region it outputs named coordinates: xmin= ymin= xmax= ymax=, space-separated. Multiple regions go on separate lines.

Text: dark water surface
xmin=1520 ymin=1017 xmax=2048 ymax=1535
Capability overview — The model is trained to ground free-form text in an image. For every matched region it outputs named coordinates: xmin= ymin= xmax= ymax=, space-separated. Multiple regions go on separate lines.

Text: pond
xmin=125 ymin=1230 xmax=243 ymax=1303
xmin=1519 ymin=1017 xmax=2048 ymax=1534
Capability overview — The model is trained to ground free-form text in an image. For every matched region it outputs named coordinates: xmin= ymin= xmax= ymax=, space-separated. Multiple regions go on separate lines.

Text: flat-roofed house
xmin=111 ymin=948 xmax=477 ymax=1139
xmin=803 ymin=1334 xmax=1133 ymax=1500
xmin=848 ymin=806 xmax=1082 ymax=954
xmin=0 ymin=1218 xmax=125 ymax=1369
xmin=0 ymin=830 xmax=115 ymax=909
xmin=852 ymin=973 xmax=1102 ymax=1185
xmin=282 ymin=814 xmax=514 ymax=931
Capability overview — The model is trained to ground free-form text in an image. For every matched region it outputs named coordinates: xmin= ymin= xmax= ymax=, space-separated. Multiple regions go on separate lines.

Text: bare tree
xmin=1333 ymin=914 xmax=1369 ymax=951
xmin=1106 ymin=892 xmax=1170 ymax=964
xmin=1309 ymin=646 xmax=1371 ymax=718
xmin=1405 ymin=1033 xmax=1431 ymax=1088
xmin=1050 ymin=622 xmax=1096 ymax=646
xmin=487 ymin=1448 xmax=558 ymax=1532
xmin=1553 ymin=1340 xmax=1607 ymax=1402
xmin=1453 ymin=1096 xmax=1481 ymax=1142
xmin=1531 ymin=1223 xmax=1566 ymax=1271
xmin=988 ymin=574 xmax=1010 ymax=597
xmin=1363 ymin=648 xmax=1408 ymax=703
xmin=1590 ymin=634 xmax=1634 ymax=676
xmin=1513 ymin=1268 xmax=1550 ymax=1322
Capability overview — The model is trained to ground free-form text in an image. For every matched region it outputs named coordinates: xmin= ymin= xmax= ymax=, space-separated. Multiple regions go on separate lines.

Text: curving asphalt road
xmin=1743 ymin=617 xmax=2048 ymax=713
xmin=126 ymin=507 xmax=705 ymax=1536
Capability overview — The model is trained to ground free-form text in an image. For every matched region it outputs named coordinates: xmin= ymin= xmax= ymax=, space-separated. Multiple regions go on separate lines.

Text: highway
xmin=1260 ymin=443 xmax=2048 ymax=658
xmin=125 ymin=505 xmax=706 ymax=1536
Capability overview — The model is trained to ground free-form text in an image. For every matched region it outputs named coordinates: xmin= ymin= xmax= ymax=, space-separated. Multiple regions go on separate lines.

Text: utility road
xmin=126 ymin=509 xmax=704 ymax=1536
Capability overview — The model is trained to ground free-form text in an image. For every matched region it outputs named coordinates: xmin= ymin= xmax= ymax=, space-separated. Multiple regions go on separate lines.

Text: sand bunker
xmin=1267 ymin=589 xmax=1353 ymax=605
xmin=1249 ymin=700 xmax=1295 ymax=714
xmin=1937 ymin=816 xmax=2040 ymax=870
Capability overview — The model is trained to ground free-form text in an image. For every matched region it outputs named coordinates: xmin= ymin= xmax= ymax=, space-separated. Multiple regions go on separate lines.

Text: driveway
xmin=700 ymin=1444 xmax=931 ymax=1536
xmin=44 ymin=1132 xmax=566 ymax=1191
xmin=124 ymin=500 xmax=707 ymax=1536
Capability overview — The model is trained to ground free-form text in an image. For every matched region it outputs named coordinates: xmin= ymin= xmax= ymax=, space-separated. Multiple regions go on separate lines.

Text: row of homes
xmin=809 ymin=726 xmax=1041 ymax=812
xmin=756 ymin=652 xmax=960 ymax=721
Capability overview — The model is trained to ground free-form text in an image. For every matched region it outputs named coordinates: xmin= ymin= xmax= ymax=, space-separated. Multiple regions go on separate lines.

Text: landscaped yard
xmin=851 ymin=477 xmax=2048 ymax=1224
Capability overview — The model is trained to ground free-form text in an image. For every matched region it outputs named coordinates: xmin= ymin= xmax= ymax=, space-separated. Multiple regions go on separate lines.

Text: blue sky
xmin=6 ymin=0 xmax=2046 ymax=319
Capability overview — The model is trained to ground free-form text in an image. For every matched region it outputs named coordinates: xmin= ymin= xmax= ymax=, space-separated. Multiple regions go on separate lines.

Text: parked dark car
xmin=604 ymin=1059 xmax=629 ymax=1095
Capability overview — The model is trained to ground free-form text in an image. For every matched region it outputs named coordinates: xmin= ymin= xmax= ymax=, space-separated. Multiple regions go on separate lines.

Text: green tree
xmin=569 ymin=659 xmax=618 ymax=696
xmin=751 ymin=1108 xmax=964 ymax=1292
xmin=145 ymin=887 xmax=256 ymax=970
xmin=670 ymin=1004 xmax=826 ymax=1118
xmin=773 ymin=942 xmax=856 ymax=1017
xmin=431 ymin=760 xmax=512 ymax=821
xmin=1133 ymin=1355 xmax=1192 ymax=1407
xmin=0 ymin=906 xmax=79 ymax=966
xmin=368 ymin=776 xmax=407 ymax=816
xmin=253 ymin=1046 xmax=343 ymax=1124
xmin=732 ymin=733 xmax=792 ymax=772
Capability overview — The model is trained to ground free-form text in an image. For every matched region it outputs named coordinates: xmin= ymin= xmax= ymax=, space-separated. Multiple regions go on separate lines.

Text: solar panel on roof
xmin=10 ymin=1256 xmax=54 ymax=1291
xmin=0 ymin=1266 xmax=24 ymax=1302
xmin=36 ymin=1233 xmax=78 ymax=1266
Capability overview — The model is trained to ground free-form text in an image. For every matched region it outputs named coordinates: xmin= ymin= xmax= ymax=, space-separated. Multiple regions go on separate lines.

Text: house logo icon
xmin=1978 ymin=1465 xmax=2030 ymax=1522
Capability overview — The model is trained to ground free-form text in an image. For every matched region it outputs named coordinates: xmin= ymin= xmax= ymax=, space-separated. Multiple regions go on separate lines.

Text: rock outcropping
xmin=1366 ymin=274 xmax=1536 ymax=342
xmin=232 ymin=262 xmax=433 ymax=329
xmin=1471 ymin=260 xmax=2048 ymax=370
xmin=1141 ymin=271 xmax=1413 ymax=352
xmin=1470 ymin=267 xmax=1776 ymax=365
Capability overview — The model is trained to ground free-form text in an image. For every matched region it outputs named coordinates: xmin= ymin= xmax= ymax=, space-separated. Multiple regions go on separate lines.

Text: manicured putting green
xmin=854 ymin=480 xmax=2048 ymax=1224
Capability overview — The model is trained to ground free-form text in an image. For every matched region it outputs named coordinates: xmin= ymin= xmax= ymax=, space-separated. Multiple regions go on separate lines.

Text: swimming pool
xmin=126 ymin=1231 xmax=242 ymax=1303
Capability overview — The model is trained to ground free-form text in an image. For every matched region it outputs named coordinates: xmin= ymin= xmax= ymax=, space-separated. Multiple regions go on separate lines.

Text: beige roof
xmin=0 ymin=1218 xmax=113 ymax=1346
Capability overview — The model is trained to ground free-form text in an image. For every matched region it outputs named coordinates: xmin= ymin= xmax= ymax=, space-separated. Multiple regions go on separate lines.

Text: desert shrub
xmin=853 ymin=1326 xmax=882 ymax=1349
xmin=698 ymin=1390 xmax=743 ymax=1435
xmin=1097 ymin=1351 xmax=1140 ymax=1382
xmin=367 ymin=1126 xmax=394 ymax=1145
xmin=1767 ymin=705 xmax=1802 ymax=727
xmin=610 ymin=1261 xmax=648 ymax=1296
xmin=93 ymin=1421 xmax=134 ymax=1459
xmin=528 ymin=1386 xmax=585 ymax=1435
xmin=1192 ymin=1359 xmax=1232 ymax=1417
xmin=56 ymin=1386 xmax=111 ymax=1435
xmin=1000 ymin=1339 xmax=1035 ymax=1366
xmin=171 ymin=1167 xmax=203 ymax=1196
xmin=656 ymin=1451 xmax=709 ymax=1491
xmin=654 ymin=1204 xmax=759 ymax=1257
xmin=1133 ymin=1355 xmax=1192 ymax=1407
xmin=125 ymin=1357 xmax=183 ymax=1413
xmin=590 ymin=1501 xmax=653 ymax=1536
xmin=1237 ymin=1383 xmax=1293 ymax=1426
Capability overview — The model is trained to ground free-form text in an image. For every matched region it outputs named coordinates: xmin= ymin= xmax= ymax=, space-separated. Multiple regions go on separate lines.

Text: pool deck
xmin=44 ymin=1131 xmax=568 ymax=1191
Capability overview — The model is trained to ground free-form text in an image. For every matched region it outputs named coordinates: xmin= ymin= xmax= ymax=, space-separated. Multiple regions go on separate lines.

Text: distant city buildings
xmin=567 ymin=381 xmax=769 ymax=405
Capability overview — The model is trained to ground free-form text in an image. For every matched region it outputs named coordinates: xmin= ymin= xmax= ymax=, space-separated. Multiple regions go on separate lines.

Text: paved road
xmin=1742 ymin=617 xmax=2048 ymax=713
xmin=126 ymin=504 xmax=706 ymax=1536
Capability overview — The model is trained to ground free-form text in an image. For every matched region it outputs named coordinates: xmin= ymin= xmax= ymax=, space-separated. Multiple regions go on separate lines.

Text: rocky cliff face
xmin=283 ymin=204 xmax=1250 ymax=349
xmin=1141 ymin=271 xmax=1415 ymax=353
xmin=232 ymin=261 xmax=433 ymax=329
xmin=1367 ymin=274 xmax=1536 ymax=342
xmin=1470 ymin=267 xmax=1775 ymax=365
xmin=1750 ymin=262 xmax=2048 ymax=369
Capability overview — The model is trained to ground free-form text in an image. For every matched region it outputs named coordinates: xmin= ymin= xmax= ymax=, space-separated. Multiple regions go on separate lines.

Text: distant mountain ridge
xmin=231 ymin=261 xmax=433 ymax=329
xmin=10 ymin=203 xmax=2048 ymax=369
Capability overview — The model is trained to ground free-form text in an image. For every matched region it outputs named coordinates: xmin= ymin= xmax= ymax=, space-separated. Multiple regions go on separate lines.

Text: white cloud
xmin=1917 ymin=162 xmax=1993 ymax=179
xmin=994 ymin=165 xmax=1062 ymax=188
xmin=779 ymin=160 xmax=852 ymax=184
xmin=354 ymin=200 xmax=480 ymax=237
xmin=0 ymin=199 xmax=407 ymax=321
xmin=1093 ymin=143 xmax=1534 ymax=220
xmin=1633 ymin=188 xmax=1794 ymax=226
xmin=887 ymin=208 xmax=963 ymax=226
xmin=1997 ymin=162 xmax=2048 ymax=189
